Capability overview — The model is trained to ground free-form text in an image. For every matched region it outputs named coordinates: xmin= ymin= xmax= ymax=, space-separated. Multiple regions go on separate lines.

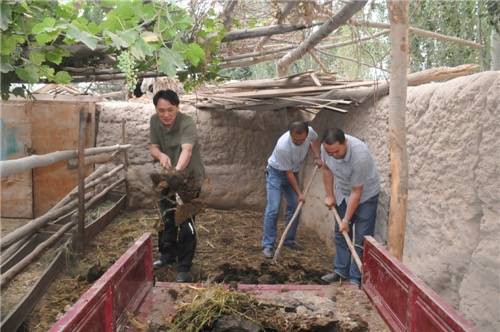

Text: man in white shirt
xmin=320 ymin=128 xmax=380 ymax=287
xmin=262 ymin=122 xmax=322 ymax=258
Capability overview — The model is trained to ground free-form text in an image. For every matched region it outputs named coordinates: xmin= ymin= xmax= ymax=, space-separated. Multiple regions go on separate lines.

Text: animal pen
xmin=1 ymin=0 xmax=497 ymax=331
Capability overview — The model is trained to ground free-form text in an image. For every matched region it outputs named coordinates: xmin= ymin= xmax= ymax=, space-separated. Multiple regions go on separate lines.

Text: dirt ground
xmin=22 ymin=207 xmax=387 ymax=331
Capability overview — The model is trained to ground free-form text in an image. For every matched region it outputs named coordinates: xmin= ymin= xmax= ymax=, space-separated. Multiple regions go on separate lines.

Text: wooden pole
xmin=121 ymin=118 xmax=129 ymax=208
xmin=0 ymin=221 xmax=75 ymax=289
xmin=0 ymin=144 xmax=131 ymax=178
xmin=387 ymin=0 xmax=409 ymax=261
xmin=330 ymin=207 xmax=363 ymax=272
xmin=76 ymin=109 xmax=87 ymax=251
xmin=272 ymin=166 xmax=319 ymax=263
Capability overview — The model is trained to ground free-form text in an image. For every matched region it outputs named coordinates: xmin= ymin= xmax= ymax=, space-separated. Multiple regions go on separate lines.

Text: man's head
xmin=289 ymin=121 xmax=309 ymax=146
xmin=153 ymin=89 xmax=180 ymax=128
xmin=322 ymin=128 xmax=347 ymax=159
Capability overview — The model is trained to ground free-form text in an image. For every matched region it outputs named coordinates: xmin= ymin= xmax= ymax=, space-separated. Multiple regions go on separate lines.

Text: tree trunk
xmin=491 ymin=29 xmax=500 ymax=70
xmin=276 ymin=0 xmax=368 ymax=77
xmin=387 ymin=0 xmax=409 ymax=261
xmin=221 ymin=0 xmax=238 ymax=31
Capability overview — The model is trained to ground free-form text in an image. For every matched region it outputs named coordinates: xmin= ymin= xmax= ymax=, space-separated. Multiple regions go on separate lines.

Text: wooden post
xmin=76 ymin=109 xmax=87 ymax=251
xmin=387 ymin=0 xmax=409 ymax=261
xmin=121 ymin=118 xmax=129 ymax=208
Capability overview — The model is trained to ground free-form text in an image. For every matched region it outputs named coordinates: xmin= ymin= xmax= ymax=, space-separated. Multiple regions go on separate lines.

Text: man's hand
xmin=339 ymin=219 xmax=349 ymax=233
xmin=324 ymin=195 xmax=336 ymax=209
xmin=313 ymin=156 xmax=324 ymax=168
xmin=297 ymin=192 xmax=306 ymax=203
xmin=158 ymin=153 xmax=172 ymax=169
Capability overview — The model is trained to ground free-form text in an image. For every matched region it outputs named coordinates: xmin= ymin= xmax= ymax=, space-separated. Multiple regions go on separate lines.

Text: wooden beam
xmin=276 ymin=0 xmax=368 ymax=76
xmin=121 ymin=118 xmax=130 ymax=208
xmin=387 ymin=0 xmax=409 ymax=261
xmin=76 ymin=109 xmax=87 ymax=251
xmin=350 ymin=19 xmax=482 ymax=49
xmin=0 ymin=144 xmax=131 ymax=178
xmin=221 ymin=22 xmax=323 ymax=42
xmin=255 ymin=1 xmax=297 ymax=51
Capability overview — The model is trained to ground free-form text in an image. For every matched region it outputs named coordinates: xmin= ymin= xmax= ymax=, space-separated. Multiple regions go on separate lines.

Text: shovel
xmin=329 ymin=206 xmax=363 ymax=272
xmin=272 ymin=165 xmax=319 ymax=263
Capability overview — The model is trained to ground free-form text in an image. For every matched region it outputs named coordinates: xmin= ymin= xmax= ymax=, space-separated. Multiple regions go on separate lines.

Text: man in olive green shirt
xmin=149 ymin=89 xmax=205 ymax=282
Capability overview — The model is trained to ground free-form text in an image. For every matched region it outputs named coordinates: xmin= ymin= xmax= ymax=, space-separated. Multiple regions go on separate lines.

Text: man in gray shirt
xmin=262 ymin=122 xmax=322 ymax=258
xmin=320 ymin=128 xmax=380 ymax=287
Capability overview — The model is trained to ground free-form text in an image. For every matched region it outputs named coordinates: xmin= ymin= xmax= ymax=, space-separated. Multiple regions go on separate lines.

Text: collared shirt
xmin=321 ymin=134 xmax=380 ymax=204
xmin=267 ymin=127 xmax=318 ymax=172
xmin=150 ymin=112 xmax=205 ymax=181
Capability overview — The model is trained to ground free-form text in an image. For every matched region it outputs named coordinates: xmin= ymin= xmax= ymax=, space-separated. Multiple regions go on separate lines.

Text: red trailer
xmin=49 ymin=233 xmax=477 ymax=332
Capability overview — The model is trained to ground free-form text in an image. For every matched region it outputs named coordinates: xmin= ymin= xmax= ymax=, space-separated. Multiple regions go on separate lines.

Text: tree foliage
xmin=0 ymin=0 xmax=225 ymax=99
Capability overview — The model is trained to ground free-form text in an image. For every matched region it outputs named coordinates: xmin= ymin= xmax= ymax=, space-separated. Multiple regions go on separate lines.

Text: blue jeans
xmin=262 ymin=166 xmax=299 ymax=249
xmin=334 ymin=194 xmax=378 ymax=285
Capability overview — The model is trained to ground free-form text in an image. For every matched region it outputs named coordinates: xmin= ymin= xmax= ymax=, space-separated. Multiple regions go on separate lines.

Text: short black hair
xmin=153 ymin=89 xmax=180 ymax=107
xmin=322 ymin=128 xmax=346 ymax=144
xmin=289 ymin=121 xmax=309 ymax=135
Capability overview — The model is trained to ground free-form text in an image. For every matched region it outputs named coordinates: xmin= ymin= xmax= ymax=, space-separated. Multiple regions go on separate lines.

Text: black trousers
xmin=158 ymin=191 xmax=198 ymax=273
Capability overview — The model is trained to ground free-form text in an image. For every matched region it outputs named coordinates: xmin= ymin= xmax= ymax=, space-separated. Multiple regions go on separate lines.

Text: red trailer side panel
xmin=363 ymin=236 xmax=478 ymax=332
xmin=49 ymin=233 xmax=153 ymax=332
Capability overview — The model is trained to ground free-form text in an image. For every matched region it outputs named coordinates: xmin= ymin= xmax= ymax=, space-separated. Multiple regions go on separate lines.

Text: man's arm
xmin=286 ymin=170 xmax=304 ymax=202
xmin=175 ymin=143 xmax=193 ymax=171
xmin=340 ymin=185 xmax=363 ymax=232
xmin=322 ymin=166 xmax=336 ymax=208
xmin=150 ymin=144 xmax=172 ymax=169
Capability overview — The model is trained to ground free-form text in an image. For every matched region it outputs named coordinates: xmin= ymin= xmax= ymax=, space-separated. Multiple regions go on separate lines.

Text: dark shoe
xmin=176 ymin=271 xmax=192 ymax=283
xmin=321 ymin=272 xmax=347 ymax=284
xmin=284 ymin=242 xmax=304 ymax=251
xmin=262 ymin=247 xmax=273 ymax=259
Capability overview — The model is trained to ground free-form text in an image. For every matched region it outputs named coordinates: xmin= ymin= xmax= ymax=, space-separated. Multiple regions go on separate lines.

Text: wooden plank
xmin=31 ymin=101 xmax=95 ymax=217
xmin=85 ymin=192 xmax=126 ymax=241
xmin=0 ymin=101 xmax=33 ymax=218
xmin=0 ymin=250 xmax=66 ymax=332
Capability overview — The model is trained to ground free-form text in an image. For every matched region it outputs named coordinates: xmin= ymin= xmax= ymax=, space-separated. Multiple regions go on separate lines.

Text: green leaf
xmin=54 ymin=71 xmax=72 ymax=84
xmin=29 ymin=51 xmax=45 ymax=65
xmin=35 ymin=32 xmax=59 ymax=45
xmin=184 ymin=43 xmax=205 ymax=66
xmin=0 ymin=62 xmax=14 ymax=73
xmin=103 ymin=30 xmax=129 ymax=48
xmin=16 ymin=66 xmax=39 ymax=83
xmin=0 ymin=3 xmax=12 ymax=31
xmin=39 ymin=65 xmax=55 ymax=79
xmin=46 ymin=50 xmax=63 ymax=65
xmin=0 ymin=35 xmax=18 ymax=55
xmin=141 ymin=3 xmax=156 ymax=20
xmin=116 ymin=30 xmax=138 ymax=46
xmin=159 ymin=47 xmax=184 ymax=77
xmin=67 ymin=24 xmax=99 ymax=50
xmin=115 ymin=2 xmax=136 ymax=20
xmin=130 ymin=38 xmax=153 ymax=60
xmin=32 ymin=17 xmax=56 ymax=34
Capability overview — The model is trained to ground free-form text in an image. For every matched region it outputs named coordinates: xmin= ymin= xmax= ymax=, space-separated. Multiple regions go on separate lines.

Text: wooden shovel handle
xmin=331 ymin=208 xmax=363 ymax=272
xmin=272 ymin=165 xmax=319 ymax=263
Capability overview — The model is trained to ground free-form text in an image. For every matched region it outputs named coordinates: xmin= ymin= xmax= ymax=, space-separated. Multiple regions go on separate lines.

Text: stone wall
xmin=301 ymin=71 xmax=500 ymax=331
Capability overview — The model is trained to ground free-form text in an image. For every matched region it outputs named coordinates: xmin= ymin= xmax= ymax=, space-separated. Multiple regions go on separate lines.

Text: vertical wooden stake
xmin=121 ymin=118 xmax=129 ymax=208
xmin=76 ymin=109 xmax=87 ymax=251
xmin=387 ymin=0 xmax=409 ymax=261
